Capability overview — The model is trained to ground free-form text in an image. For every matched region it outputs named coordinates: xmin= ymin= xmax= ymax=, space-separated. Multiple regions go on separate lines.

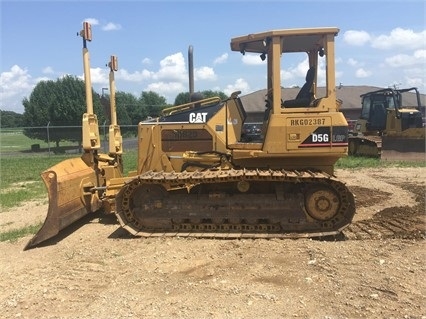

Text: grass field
xmin=0 ymin=129 xmax=80 ymax=154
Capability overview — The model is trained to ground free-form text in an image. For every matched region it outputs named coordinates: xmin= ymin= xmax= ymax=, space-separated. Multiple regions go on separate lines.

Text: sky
xmin=1 ymin=0 xmax=425 ymax=114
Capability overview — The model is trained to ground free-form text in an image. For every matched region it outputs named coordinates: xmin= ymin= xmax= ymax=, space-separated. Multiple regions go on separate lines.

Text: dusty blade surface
xmin=24 ymin=157 xmax=97 ymax=250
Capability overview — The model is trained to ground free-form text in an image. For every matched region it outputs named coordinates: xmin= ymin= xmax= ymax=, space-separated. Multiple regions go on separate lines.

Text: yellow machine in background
xmin=25 ymin=25 xmax=356 ymax=250
xmin=349 ymin=87 xmax=425 ymax=161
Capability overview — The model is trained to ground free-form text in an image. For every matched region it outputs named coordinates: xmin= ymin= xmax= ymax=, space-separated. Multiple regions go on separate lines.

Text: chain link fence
xmin=0 ymin=124 xmax=139 ymax=157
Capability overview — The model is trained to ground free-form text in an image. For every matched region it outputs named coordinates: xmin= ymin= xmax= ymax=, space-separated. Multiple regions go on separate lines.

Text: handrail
xmin=161 ymin=96 xmax=221 ymax=116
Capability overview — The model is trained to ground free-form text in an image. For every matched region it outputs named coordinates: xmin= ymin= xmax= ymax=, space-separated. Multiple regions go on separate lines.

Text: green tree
xmin=201 ymin=90 xmax=228 ymax=100
xmin=174 ymin=92 xmax=191 ymax=106
xmin=115 ymin=92 xmax=141 ymax=125
xmin=0 ymin=110 xmax=24 ymax=127
xmin=174 ymin=90 xmax=228 ymax=105
xmin=139 ymin=91 xmax=169 ymax=119
xmin=22 ymin=75 xmax=105 ymax=148
xmin=100 ymin=91 xmax=132 ymax=126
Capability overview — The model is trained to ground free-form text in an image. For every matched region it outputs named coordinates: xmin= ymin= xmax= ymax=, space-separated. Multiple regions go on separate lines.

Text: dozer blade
xmin=24 ymin=157 xmax=97 ymax=250
xmin=381 ymin=135 xmax=426 ymax=162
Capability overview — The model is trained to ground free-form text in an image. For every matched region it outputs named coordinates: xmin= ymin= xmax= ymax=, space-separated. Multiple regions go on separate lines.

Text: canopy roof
xmin=230 ymin=27 xmax=339 ymax=54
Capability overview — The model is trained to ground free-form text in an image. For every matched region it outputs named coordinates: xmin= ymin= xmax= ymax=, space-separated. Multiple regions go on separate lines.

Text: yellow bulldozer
xmin=25 ymin=24 xmax=356 ymax=250
xmin=348 ymin=87 xmax=425 ymax=161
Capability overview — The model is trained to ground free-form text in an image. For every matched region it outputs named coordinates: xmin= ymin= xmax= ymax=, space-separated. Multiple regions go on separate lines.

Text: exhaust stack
xmin=188 ymin=45 xmax=194 ymax=96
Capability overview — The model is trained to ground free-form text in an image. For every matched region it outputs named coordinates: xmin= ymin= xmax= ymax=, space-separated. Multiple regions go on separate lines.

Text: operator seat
xmin=282 ymin=67 xmax=315 ymax=108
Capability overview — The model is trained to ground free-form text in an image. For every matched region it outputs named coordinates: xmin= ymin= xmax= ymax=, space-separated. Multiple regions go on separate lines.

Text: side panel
xmin=162 ymin=128 xmax=213 ymax=152
xmin=138 ymin=125 xmax=169 ymax=173
xmin=285 ymin=116 xmax=332 ymax=151
xmin=225 ymin=98 xmax=245 ymax=144
xmin=138 ymin=123 xmax=218 ymax=174
xmin=264 ymin=113 xmax=349 ymax=155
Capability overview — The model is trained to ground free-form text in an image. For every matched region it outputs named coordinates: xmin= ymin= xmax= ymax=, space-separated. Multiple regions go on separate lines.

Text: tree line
xmin=1 ymin=76 xmax=227 ymax=149
xmin=0 ymin=110 xmax=24 ymax=128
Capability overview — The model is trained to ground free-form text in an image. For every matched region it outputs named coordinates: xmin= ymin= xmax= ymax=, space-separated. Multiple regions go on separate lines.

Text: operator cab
xmin=360 ymin=93 xmax=388 ymax=131
xmin=231 ymin=28 xmax=339 ymax=115
xmin=360 ymin=88 xmax=424 ymax=132
xmin=230 ymin=28 xmax=342 ymax=144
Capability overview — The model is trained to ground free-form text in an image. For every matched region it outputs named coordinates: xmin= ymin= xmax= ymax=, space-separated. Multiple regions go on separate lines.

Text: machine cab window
xmin=360 ymin=96 xmax=371 ymax=119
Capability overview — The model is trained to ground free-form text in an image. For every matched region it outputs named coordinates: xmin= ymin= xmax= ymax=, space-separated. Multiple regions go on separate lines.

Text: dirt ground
xmin=0 ymin=167 xmax=425 ymax=319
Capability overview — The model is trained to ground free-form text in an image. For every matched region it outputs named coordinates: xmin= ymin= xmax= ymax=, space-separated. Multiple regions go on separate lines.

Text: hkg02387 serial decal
xmin=290 ymin=118 xmax=326 ymax=126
